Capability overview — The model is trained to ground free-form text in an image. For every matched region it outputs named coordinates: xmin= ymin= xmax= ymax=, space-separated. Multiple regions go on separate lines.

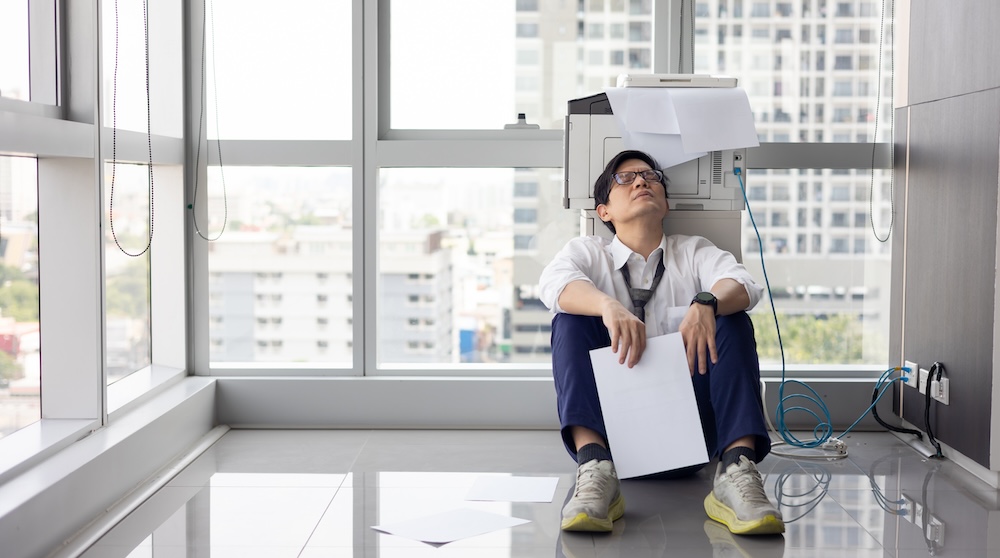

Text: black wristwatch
xmin=691 ymin=291 xmax=718 ymax=316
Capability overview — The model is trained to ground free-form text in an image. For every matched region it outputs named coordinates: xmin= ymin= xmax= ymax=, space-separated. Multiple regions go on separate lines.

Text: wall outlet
xmin=903 ymin=360 xmax=919 ymax=388
xmin=902 ymin=492 xmax=946 ymax=547
xmin=931 ymin=377 xmax=950 ymax=405
xmin=901 ymin=494 xmax=916 ymax=521
xmin=918 ymin=367 xmax=930 ymax=394
xmin=926 ymin=515 xmax=946 ymax=547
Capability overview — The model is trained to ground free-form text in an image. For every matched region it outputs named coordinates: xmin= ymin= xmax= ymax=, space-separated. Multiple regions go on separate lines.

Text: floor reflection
xmin=78 ymin=431 xmax=999 ymax=558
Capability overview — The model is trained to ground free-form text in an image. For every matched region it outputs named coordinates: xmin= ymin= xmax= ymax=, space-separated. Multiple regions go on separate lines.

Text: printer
xmin=564 ymin=74 xmax=756 ymax=260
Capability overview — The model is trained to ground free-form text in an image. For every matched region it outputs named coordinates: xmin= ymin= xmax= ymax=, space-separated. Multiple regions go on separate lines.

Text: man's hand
xmin=679 ymin=302 xmax=717 ymax=375
xmin=602 ymin=299 xmax=646 ymax=368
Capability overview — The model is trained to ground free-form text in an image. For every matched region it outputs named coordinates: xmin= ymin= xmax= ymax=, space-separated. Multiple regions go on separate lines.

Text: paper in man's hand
xmin=590 ymin=332 xmax=709 ymax=479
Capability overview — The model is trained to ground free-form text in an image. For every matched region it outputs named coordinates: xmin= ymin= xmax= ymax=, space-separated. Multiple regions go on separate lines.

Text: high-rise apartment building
xmin=209 ymin=227 xmax=453 ymax=365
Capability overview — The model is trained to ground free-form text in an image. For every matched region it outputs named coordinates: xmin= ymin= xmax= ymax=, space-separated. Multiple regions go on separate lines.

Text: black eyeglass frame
xmin=612 ymin=169 xmax=665 ymax=185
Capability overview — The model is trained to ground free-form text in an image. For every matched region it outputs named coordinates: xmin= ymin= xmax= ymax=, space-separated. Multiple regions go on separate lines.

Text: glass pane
xmin=207 ymin=167 xmax=353 ymax=367
xmin=105 ymin=163 xmax=152 ymax=383
xmin=697 ymin=4 xmax=893 ymax=367
xmin=378 ymin=168 xmax=578 ymax=366
xmin=0 ymin=1 xmax=30 ymax=101
xmin=740 ymin=169 xmax=892 ymax=366
xmin=205 ymin=0 xmax=352 ymax=140
xmin=0 ymin=156 xmax=40 ymax=438
xmin=102 ymin=0 xmax=183 ymax=135
xmin=390 ymin=1 xmax=648 ymax=129
xmin=695 ymin=1 xmax=894 ymax=143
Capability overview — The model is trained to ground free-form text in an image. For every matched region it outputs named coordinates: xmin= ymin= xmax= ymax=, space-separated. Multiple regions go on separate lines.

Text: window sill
xmin=0 ymin=418 xmax=97 ymax=486
xmin=108 ymin=364 xmax=188 ymax=420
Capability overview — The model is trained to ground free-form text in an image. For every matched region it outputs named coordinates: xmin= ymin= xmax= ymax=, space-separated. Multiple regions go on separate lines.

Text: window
xmin=379 ymin=168 xmax=577 ymax=366
xmin=833 ymin=80 xmax=853 ymax=96
xmin=0 ymin=157 xmax=40 ymax=437
xmin=514 ymin=208 xmax=538 ymax=224
xmin=0 ymin=2 xmax=30 ymax=101
xmin=629 ymin=22 xmax=651 ymax=41
xmin=834 ymin=29 xmax=854 ymax=43
xmin=629 ymin=0 xmax=652 ymax=15
xmin=206 ymin=0 xmax=350 ymax=140
xmin=751 ymin=3 xmax=770 ymax=17
xmin=391 ymin=1 xmax=633 ymax=130
xmin=207 ymin=167 xmax=352 ymax=366
xmin=628 ymin=48 xmax=651 ymax=68
xmin=739 ymin=170 xmax=890 ymax=365
xmin=105 ymin=163 xmax=152 ymax=384
xmin=514 ymin=182 xmax=539 ymax=197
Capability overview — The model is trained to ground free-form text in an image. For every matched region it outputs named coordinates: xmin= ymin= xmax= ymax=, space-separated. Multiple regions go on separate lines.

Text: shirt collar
xmin=610 ymin=234 xmax=668 ymax=270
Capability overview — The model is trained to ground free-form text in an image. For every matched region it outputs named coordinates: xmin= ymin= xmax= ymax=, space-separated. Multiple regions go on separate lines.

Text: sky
xmin=0 ymin=1 xmax=30 ymax=100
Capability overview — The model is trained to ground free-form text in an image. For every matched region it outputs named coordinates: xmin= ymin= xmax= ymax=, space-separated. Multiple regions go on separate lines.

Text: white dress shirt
xmin=538 ymin=234 xmax=764 ymax=337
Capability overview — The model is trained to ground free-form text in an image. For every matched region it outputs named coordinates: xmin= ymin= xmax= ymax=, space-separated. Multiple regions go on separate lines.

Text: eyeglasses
xmin=612 ymin=169 xmax=664 ymax=185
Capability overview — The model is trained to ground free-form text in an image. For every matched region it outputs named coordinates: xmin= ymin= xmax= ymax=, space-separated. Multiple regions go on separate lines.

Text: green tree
xmin=106 ymin=259 xmax=150 ymax=318
xmin=0 ymin=263 xmax=26 ymax=284
xmin=0 ymin=350 xmax=22 ymax=381
xmin=751 ymin=312 xmax=865 ymax=364
xmin=0 ymin=281 xmax=39 ymax=322
xmin=418 ymin=214 xmax=441 ymax=228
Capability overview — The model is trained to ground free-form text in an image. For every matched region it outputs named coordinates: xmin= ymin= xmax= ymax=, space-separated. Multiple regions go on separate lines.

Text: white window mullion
xmin=35 ymin=0 xmax=106 ymax=422
xmin=186 ymin=0 xmax=211 ymax=375
xmin=28 ymin=0 xmax=58 ymax=106
xmin=361 ymin=0 xmax=378 ymax=376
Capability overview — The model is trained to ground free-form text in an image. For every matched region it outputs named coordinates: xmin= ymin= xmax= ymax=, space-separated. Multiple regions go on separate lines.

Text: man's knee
xmin=715 ymin=311 xmax=756 ymax=343
xmin=552 ymin=313 xmax=609 ymax=346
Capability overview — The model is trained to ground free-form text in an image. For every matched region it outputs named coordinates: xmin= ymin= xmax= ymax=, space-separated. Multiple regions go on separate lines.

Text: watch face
xmin=697 ymin=292 xmax=715 ymax=303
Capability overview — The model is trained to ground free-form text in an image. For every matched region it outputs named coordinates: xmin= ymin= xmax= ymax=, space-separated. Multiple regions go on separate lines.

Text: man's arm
xmin=680 ymin=278 xmax=751 ymax=375
xmin=558 ymin=280 xmax=647 ymax=368
xmin=713 ymin=277 xmax=751 ymax=316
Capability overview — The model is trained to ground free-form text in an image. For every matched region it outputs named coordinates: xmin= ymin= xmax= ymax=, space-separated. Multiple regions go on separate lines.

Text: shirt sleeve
xmin=688 ymin=236 xmax=765 ymax=311
xmin=538 ymin=236 xmax=603 ymax=314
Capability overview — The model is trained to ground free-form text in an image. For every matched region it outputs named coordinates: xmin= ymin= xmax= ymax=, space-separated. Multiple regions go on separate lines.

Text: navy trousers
xmin=551 ymin=311 xmax=771 ymax=473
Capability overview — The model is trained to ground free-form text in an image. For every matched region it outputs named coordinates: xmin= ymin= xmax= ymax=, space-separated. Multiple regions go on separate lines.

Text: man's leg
xmin=551 ymin=313 xmax=625 ymax=532
xmin=693 ymin=312 xmax=784 ymax=535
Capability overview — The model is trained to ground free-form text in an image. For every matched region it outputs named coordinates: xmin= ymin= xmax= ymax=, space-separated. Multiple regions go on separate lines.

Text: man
xmin=539 ymin=149 xmax=783 ymax=535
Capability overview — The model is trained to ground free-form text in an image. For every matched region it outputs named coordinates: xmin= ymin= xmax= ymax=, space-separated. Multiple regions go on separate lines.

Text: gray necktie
xmin=620 ymin=258 xmax=666 ymax=322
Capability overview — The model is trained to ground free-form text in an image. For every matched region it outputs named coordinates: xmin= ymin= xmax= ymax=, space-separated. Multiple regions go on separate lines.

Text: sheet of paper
xmin=371 ymin=508 xmax=530 ymax=546
xmin=590 ymin=332 xmax=709 ymax=479
xmin=606 ymin=87 xmax=681 ymax=134
xmin=604 ymin=87 xmax=759 ymax=161
xmin=465 ymin=475 xmax=559 ymax=503
xmin=622 ymin=131 xmax=706 ymax=169
xmin=668 ymin=88 xmax=760 ymax=152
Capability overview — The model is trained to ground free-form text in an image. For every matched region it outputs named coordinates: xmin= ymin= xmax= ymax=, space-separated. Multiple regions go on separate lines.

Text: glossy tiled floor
xmin=79 ymin=430 xmax=1000 ymax=558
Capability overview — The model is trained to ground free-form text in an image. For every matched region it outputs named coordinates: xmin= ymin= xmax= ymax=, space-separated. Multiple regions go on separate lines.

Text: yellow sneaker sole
xmin=704 ymin=492 xmax=785 ymax=535
xmin=560 ymin=493 xmax=625 ymax=532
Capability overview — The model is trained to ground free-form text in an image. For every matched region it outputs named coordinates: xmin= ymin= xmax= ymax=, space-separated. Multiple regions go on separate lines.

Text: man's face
xmin=597 ymin=158 xmax=668 ymax=229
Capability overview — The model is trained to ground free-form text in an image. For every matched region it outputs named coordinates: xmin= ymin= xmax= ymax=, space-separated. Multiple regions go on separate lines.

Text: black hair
xmin=593 ymin=150 xmax=665 ymax=234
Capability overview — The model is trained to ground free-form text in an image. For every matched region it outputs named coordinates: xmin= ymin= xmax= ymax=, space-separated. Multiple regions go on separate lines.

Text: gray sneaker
xmin=704 ymin=456 xmax=784 ymax=535
xmin=560 ymin=459 xmax=625 ymax=532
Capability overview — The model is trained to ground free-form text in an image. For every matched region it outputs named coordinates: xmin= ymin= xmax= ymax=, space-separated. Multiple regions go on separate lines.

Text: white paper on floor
xmin=371 ymin=508 xmax=530 ymax=546
xmin=465 ymin=475 xmax=560 ymax=502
